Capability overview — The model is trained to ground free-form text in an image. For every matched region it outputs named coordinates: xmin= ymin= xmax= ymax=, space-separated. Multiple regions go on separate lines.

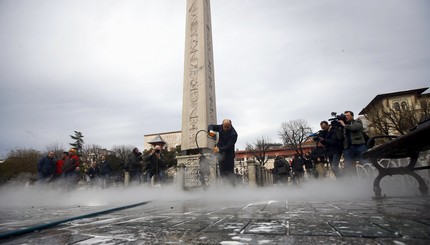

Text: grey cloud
xmin=1 ymin=0 xmax=430 ymax=155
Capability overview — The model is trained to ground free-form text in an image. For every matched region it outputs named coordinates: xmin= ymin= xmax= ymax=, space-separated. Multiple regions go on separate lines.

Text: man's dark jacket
xmin=145 ymin=153 xmax=166 ymax=175
xmin=321 ymin=127 xmax=343 ymax=156
xmin=99 ymin=160 xmax=111 ymax=176
xmin=208 ymin=124 xmax=238 ymax=174
xmin=127 ymin=152 xmax=141 ymax=173
xmin=37 ymin=155 xmax=56 ymax=177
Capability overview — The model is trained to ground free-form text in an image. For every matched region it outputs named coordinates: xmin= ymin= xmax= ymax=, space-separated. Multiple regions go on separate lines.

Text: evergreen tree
xmin=69 ymin=131 xmax=84 ymax=156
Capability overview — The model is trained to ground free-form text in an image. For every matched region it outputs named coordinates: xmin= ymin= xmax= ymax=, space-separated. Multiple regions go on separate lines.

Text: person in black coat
xmin=310 ymin=142 xmax=327 ymax=179
xmin=208 ymin=119 xmax=238 ymax=180
xmin=318 ymin=121 xmax=344 ymax=177
xmin=291 ymin=153 xmax=304 ymax=186
xmin=273 ymin=156 xmax=290 ymax=184
xmin=127 ymin=147 xmax=143 ymax=184
xmin=99 ymin=155 xmax=111 ymax=188
xmin=87 ymin=161 xmax=100 ymax=186
xmin=37 ymin=151 xmax=56 ymax=183
xmin=145 ymin=145 xmax=166 ymax=184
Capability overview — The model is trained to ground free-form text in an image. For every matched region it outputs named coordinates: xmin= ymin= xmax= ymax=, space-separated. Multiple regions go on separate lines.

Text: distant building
xmin=235 ymin=139 xmax=316 ymax=170
xmin=359 ymin=87 xmax=430 ymax=135
xmin=82 ymin=147 xmax=115 ymax=164
xmin=144 ymin=131 xmax=181 ymax=151
xmin=97 ymin=148 xmax=115 ymax=156
xmin=85 ymin=148 xmax=115 ymax=157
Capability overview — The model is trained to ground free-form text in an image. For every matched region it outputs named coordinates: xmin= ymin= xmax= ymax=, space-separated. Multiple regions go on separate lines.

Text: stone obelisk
xmin=177 ymin=0 xmax=217 ymax=188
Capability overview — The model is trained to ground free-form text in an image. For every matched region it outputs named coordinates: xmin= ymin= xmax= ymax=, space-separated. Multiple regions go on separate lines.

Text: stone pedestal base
xmin=176 ymin=153 xmax=218 ymax=189
xmin=124 ymin=172 xmax=130 ymax=187
xmin=247 ymin=160 xmax=257 ymax=187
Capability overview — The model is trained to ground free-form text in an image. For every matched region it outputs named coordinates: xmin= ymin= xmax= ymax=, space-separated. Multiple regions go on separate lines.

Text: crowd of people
xmin=36 ymin=146 xmax=168 ymax=189
xmin=37 ymin=148 xmax=81 ymax=186
xmin=34 ymin=119 xmax=239 ymax=189
xmin=272 ymin=110 xmax=369 ymax=185
xmin=122 ymin=145 xmax=167 ymax=186
xmin=35 ymin=112 xmax=367 ymax=188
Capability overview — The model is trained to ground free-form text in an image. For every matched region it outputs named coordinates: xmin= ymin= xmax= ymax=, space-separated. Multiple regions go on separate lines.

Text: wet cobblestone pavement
xmin=1 ymin=188 xmax=430 ymax=245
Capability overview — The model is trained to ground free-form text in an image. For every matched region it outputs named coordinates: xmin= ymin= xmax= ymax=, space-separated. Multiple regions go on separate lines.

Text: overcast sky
xmin=1 ymin=0 xmax=429 ymax=157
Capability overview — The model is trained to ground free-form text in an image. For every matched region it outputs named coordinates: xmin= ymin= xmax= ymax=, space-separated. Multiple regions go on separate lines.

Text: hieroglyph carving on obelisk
xmin=181 ymin=0 xmax=217 ymax=152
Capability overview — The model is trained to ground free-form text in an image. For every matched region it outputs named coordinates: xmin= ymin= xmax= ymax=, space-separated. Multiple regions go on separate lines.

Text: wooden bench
xmin=362 ymin=117 xmax=430 ymax=197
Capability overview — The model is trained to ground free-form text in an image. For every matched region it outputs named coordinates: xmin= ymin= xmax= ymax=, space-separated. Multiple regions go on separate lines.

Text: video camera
xmin=328 ymin=112 xmax=347 ymax=127
xmin=309 ymin=130 xmax=324 ymax=141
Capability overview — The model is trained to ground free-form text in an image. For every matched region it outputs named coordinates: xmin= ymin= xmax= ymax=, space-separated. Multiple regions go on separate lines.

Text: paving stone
xmin=329 ymin=219 xmax=397 ymax=238
xmin=1 ymin=196 xmax=429 ymax=244
xmin=288 ymin=218 xmax=339 ymax=236
xmin=204 ymin=217 xmax=250 ymax=233
xmin=368 ymin=217 xmax=430 ymax=239
xmin=416 ymin=218 xmax=430 ymax=226
xmin=244 ymin=219 xmax=286 ymax=235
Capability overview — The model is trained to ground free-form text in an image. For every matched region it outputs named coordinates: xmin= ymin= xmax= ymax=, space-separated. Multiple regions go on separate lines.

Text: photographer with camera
xmin=338 ymin=111 xmax=367 ymax=177
xmin=318 ymin=120 xmax=344 ymax=178
xmin=145 ymin=145 xmax=166 ymax=185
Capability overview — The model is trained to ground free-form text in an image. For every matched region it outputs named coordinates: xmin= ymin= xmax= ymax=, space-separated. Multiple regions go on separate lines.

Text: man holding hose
xmin=208 ymin=119 xmax=238 ymax=182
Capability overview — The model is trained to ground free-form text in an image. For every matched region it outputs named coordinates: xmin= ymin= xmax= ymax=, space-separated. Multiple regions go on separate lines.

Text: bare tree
xmin=0 ymin=148 xmax=41 ymax=183
xmin=419 ymin=99 xmax=430 ymax=119
xmin=45 ymin=142 xmax=65 ymax=157
xmin=245 ymin=136 xmax=272 ymax=166
xmin=278 ymin=119 xmax=313 ymax=157
xmin=364 ymin=103 xmax=429 ymax=136
xmin=81 ymin=144 xmax=104 ymax=163
xmin=363 ymin=106 xmax=392 ymax=136
xmin=111 ymin=145 xmax=135 ymax=164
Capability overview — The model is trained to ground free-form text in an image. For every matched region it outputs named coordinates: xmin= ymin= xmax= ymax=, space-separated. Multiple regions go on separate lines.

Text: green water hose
xmin=0 ymin=200 xmax=151 ymax=240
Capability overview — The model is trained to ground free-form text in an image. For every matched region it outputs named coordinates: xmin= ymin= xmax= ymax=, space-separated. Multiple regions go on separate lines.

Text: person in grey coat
xmin=339 ymin=110 xmax=367 ymax=176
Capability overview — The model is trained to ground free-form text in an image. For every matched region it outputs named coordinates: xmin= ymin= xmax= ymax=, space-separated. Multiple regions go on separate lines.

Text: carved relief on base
xmin=176 ymin=153 xmax=218 ymax=188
